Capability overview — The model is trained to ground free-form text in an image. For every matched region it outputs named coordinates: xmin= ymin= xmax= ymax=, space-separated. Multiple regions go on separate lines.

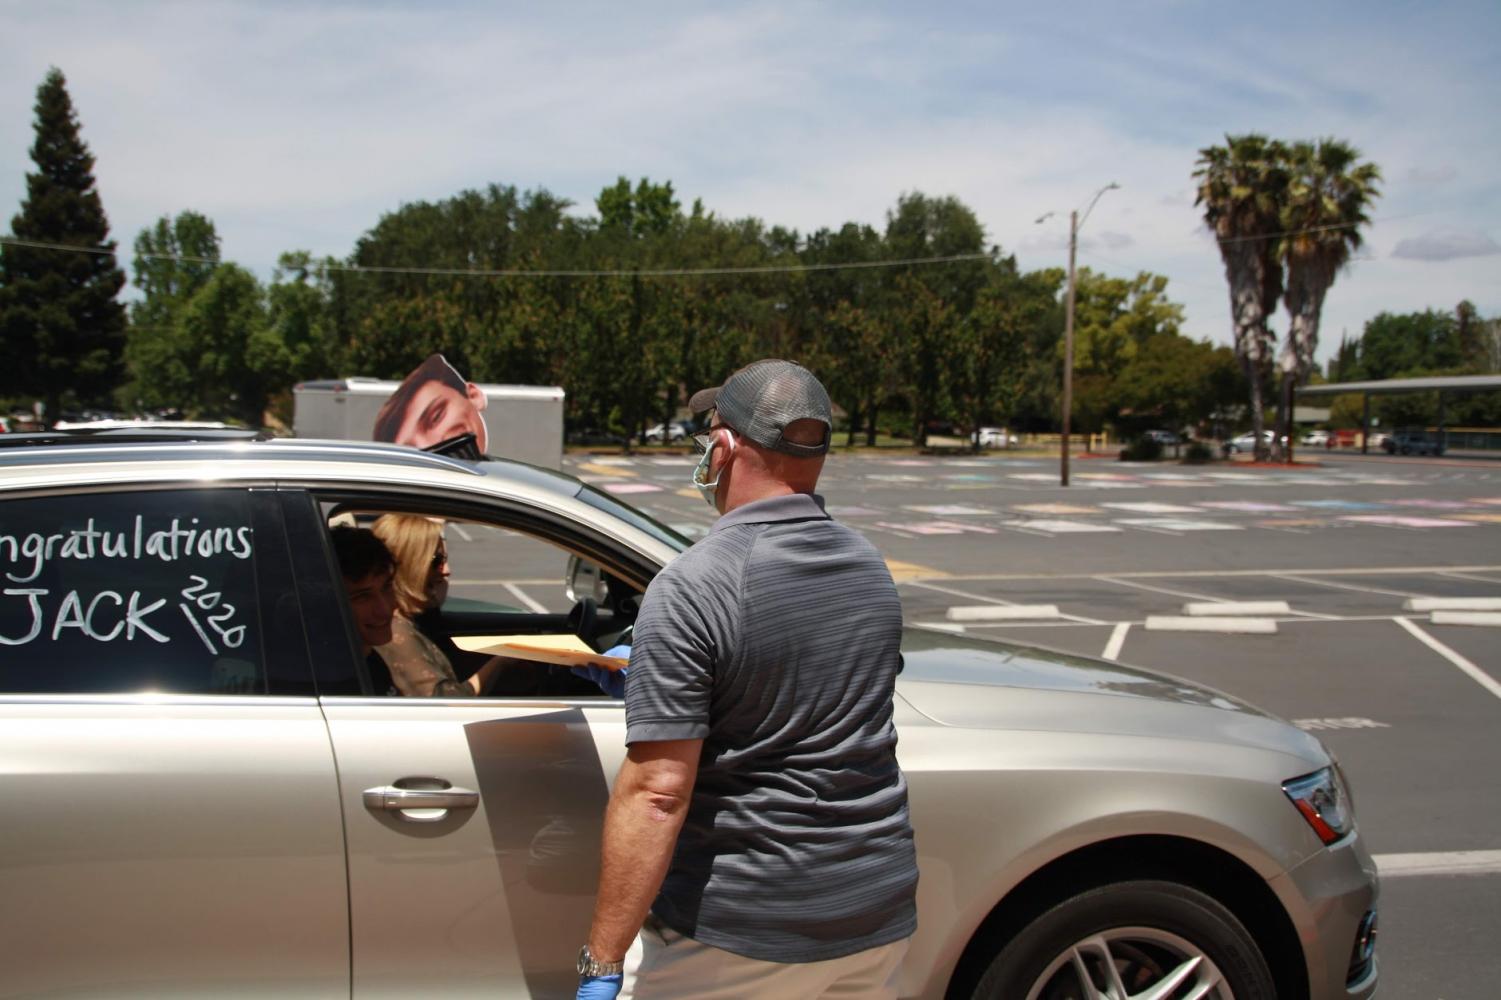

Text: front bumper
xmin=1270 ymin=830 xmax=1379 ymax=998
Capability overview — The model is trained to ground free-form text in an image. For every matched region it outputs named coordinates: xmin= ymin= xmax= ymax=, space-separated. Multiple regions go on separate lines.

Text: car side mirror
xmin=565 ymin=556 xmax=609 ymax=604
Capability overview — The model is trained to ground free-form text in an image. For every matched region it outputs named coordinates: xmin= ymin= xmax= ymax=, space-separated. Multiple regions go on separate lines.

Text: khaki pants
xmin=620 ymin=916 xmax=909 ymax=1000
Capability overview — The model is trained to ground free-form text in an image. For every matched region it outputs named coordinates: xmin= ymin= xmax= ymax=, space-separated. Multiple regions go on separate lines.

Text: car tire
xmin=969 ymin=880 xmax=1275 ymax=1000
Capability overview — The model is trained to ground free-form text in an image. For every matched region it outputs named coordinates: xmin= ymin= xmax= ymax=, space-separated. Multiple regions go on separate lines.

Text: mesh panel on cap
xmin=714 ymin=360 xmax=831 ymax=456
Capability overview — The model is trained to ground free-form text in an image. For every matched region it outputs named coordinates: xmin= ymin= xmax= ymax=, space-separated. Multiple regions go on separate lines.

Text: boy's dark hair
xmin=331 ymin=526 xmax=395 ymax=581
xmin=372 ymin=354 xmax=468 ymax=442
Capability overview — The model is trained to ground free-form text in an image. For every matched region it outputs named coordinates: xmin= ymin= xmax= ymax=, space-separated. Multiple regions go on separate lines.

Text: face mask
xmin=691 ymin=428 xmax=734 ymax=508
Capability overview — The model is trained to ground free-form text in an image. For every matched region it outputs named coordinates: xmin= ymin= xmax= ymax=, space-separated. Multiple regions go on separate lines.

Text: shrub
xmin=1119 ymin=437 xmax=1163 ymax=462
xmin=1182 ymin=440 xmax=1213 ymax=464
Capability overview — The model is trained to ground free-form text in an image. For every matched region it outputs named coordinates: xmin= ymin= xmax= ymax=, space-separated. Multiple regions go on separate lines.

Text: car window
xmin=574 ymin=484 xmax=692 ymax=554
xmin=0 ymin=489 xmax=271 ymax=695
xmin=319 ymin=500 xmax=645 ymax=698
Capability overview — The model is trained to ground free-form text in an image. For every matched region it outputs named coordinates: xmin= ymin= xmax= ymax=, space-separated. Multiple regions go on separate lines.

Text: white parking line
xmin=1438 ymin=570 xmax=1501 ymax=585
xmin=1374 ymin=850 xmax=1501 ymax=878
xmin=502 ymin=583 xmax=550 ymax=614
xmin=1102 ymin=623 xmax=1130 ymax=660
xmin=1096 ymin=575 xmax=1226 ymax=603
xmin=1394 ymin=617 xmax=1501 ymax=701
xmin=928 ymin=564 xmax=1501 ymax=583
xmin=1273 ymin=574 xmax=1430 ymax=599
xmin=906 ymin=580 xmax=1106 ymax=625
xmin=448 ymin=523 xmax=474 ymax=542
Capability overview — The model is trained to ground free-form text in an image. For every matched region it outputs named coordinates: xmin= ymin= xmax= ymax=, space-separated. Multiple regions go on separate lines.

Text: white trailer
xmin=292 ymin=377 xmax=565 ymax=469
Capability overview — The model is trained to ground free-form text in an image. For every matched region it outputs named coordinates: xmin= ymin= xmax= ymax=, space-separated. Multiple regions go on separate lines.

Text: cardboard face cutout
xmin=372 ymin=353 xmax=488 ymax=454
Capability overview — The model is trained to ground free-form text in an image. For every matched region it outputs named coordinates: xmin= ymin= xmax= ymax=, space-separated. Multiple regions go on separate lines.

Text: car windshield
xmin=575 ymin=482 xmax=693 ymax=553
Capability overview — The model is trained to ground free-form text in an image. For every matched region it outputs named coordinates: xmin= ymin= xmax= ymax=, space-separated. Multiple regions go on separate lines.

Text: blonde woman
xmin=370 ymin=514 xmax=502 ymax=697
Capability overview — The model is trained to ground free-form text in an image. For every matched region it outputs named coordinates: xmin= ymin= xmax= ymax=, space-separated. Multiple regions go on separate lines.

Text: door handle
xmin=363 ymin=781 xmax=479 ymax=818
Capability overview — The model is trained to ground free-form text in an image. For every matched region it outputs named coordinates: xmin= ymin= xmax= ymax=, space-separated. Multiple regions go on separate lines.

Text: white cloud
xmin=2 ymin=0 xmax=1498 ymax=366
xmin=1391 ymin=230 xmax=1500 ymax=262
xmin=1404 ymin=164 xmax=1458 ymax=186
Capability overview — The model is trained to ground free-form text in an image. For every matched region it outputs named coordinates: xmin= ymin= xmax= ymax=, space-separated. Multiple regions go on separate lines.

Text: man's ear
xmin=714 ymin=427 xmax=737 ymax=470
xmin=464 ymin=382 xmax=487 ymax=412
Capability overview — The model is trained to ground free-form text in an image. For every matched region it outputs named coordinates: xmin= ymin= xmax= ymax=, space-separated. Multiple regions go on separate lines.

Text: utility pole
xmin=1061 ymin=210 xmax=1079 ymax=487
xmin=1042 ymin=182 xmax=1118 ymax=487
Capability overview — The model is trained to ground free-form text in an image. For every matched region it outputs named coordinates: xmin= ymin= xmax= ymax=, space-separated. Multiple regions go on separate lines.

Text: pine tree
xmin=0 ymin=67 xmax=126 ymax=419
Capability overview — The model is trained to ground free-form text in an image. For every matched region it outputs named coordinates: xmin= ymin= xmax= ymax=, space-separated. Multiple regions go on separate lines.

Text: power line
xmin=1211 ymin=219 xmax=1367 ymax=246
xmin=0 ymin=209 xmax=1422 ymax=274
xmin=0 ymin=235 xmax=991 ymax=278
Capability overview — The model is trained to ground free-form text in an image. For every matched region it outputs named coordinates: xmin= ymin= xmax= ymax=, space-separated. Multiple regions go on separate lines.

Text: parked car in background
xmin=972 ymin=426 xmax=1016 ymax=449
xmin=0 ymin=431 xmax=1378 ymax=999
xmin=1142 ymin=429 xmax=1182 ymax=446
xmin=1382 ymin=428 xmax=1445 ymax=456
xmin=643 ymin=420 xmax=692 ymax=443
xmin=1223 ymin=430 xmax=1286 ymax=454
xmin=1301 ymin=429 xmax=1330 ymax=447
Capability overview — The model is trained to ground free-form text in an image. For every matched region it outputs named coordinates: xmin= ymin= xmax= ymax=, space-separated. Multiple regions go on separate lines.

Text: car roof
xmin=0 ymin=431 xmax=485 ymax=475
xmin=0 ymin=433 xmax=625 ymax=507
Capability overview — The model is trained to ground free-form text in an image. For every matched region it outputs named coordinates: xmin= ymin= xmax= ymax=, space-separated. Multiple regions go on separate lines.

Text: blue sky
xmin=3 ymin=0 xmax=1498 ymax=365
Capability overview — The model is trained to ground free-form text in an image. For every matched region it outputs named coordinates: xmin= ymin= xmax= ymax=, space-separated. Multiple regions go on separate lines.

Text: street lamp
xmin=1037 ymin=182 xmax=1119 ymax=486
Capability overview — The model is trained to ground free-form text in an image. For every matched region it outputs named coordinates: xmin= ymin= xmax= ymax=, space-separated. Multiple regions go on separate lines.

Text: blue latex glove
xmin=577 ymin=974 xmax=623 ymax=999
xmin=572 ymin=644 xmax=630 ymax=698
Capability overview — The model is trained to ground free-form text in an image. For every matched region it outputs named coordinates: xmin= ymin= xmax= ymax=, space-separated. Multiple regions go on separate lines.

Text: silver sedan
xmin=0 ymin=434 xmax=1376 ymax=998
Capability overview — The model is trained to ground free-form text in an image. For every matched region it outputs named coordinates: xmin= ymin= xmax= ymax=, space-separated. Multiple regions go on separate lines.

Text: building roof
xmin=1296 ymin=374 xmax=1501 ymax=398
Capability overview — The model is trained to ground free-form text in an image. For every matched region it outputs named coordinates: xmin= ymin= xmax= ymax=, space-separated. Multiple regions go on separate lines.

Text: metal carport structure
xmin=1296 ymin=374 xmax=1501 ymax=453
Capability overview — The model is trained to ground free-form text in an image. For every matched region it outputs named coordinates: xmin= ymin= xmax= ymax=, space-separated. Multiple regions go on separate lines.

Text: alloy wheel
xmin=1025 ymin=926 xmax=1233 ymax=1000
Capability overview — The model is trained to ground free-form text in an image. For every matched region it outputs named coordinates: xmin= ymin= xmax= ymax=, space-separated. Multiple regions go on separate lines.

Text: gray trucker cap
xmin=688 ymin=359 xmax=833 ymax=457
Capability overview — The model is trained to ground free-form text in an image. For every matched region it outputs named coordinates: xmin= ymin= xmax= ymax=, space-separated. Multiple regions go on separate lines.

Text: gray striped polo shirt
xmin=624 ymin=492 xmax=918 ymax=963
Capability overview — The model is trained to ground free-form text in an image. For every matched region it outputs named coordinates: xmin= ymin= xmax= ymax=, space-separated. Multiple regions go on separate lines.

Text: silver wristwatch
xmin=578 ymin=944 xmax=624 ymax=977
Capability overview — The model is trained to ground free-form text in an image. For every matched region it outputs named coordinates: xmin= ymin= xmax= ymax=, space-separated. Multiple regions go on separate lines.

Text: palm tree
xmin=1276 ymin=140 xmax=1381 ymax=461
xmin=1194 ymin=135 xmax=1289 ymax=461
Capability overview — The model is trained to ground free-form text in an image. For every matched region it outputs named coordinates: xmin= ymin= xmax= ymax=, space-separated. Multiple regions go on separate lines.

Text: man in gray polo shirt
xmin=577 ymin=360 xmax=917 ymax=1000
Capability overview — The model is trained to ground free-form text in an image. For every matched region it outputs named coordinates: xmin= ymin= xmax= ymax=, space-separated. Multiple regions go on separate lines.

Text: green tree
xmin=1275 ymin=139 xmax=1380 ymax=459
xmin=882 ymin=193 xmax=988 ymax=442
xmin=596 ymin=177 xmax=681 ymax=239
xmin=1328 ymin=333 xmax=1361 ymax=382
xmin=1358 ymin=309 xmax=1458 ymax=379
xmin=801 ymin=222 xmax=892 ymax=443
xmin=254 ymin=252 xmax=344 ymax=423
xmin=0 ymin=68 xmax=126 ymax=419
xmin=1067 ymin=269 xmax=1184 ymax=378
xmin=952 ymin=262 xmax=1061 ymax=446
xmin=1455 ymin=300 xmax=1491 ymax=371
xmin=123 ymin=211 xmax=222 ymax=409
xmin=1195 ymin=134 xmax=1289 ymax=460
xmin=1113 ymin=334 xmax=1242 ymax=435
xmin=179 ymin=264 xmax=272 ymax=423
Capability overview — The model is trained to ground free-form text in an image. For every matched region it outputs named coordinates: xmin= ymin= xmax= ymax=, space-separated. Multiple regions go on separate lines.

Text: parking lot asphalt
xmin=491 ymin=449 xmax=1501 ymax=999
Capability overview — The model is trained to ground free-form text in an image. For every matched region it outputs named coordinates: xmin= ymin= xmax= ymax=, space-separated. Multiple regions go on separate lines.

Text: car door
xmin=0 ymin=486 xmax=349 ymax=998
xmin=283 ymin=489 xmax=636 ymax=998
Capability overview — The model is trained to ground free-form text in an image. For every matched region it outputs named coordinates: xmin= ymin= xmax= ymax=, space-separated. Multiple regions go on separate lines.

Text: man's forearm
xmin=586 ymin=742 xmax=700 ymax=962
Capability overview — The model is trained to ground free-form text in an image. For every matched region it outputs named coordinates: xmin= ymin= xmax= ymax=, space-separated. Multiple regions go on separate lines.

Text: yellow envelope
xmin=452 ymin=633 xmax=627 ymax=671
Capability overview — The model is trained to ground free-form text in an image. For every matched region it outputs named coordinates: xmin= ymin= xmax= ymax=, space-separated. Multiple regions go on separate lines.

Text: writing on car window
xmin=0 ymin=492 xmax=264 ymax=694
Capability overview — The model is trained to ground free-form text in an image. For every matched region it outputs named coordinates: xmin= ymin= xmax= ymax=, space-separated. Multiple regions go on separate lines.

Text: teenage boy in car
xmin=331 ymin=526 xmax=398 ymax=693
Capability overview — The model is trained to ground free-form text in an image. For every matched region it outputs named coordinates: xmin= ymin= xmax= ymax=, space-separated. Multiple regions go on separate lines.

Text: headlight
xmin=1283 ymin=766 xmax=1355 ymax=845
